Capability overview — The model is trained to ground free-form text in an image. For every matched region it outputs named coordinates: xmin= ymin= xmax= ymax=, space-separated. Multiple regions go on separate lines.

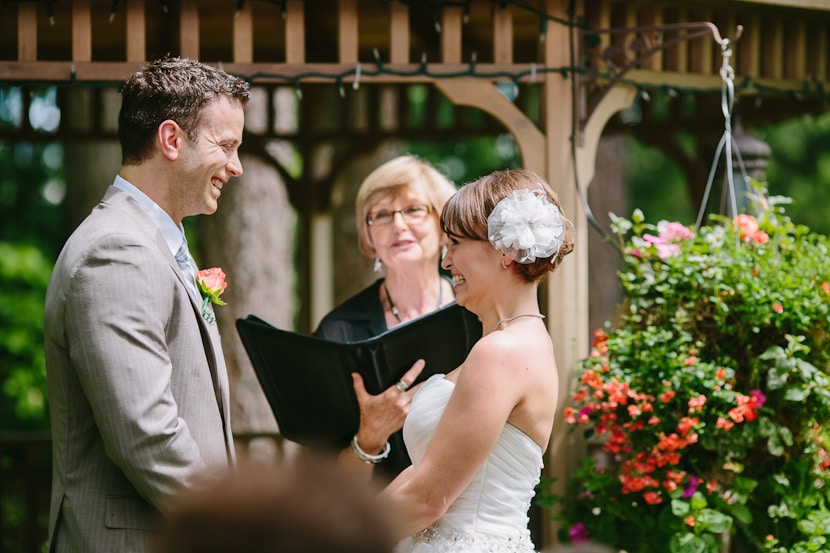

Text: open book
xmin=236 ymin=303 xmax=482 ymax=473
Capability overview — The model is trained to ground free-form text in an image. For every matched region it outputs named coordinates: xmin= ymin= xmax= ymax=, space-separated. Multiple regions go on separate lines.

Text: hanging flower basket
xmin=544 ymin=186 xmax=830 ymax=553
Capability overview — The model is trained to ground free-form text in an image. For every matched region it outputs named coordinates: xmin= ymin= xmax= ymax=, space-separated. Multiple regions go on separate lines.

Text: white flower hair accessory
xmin=488 ymin=188 xmax=566 ymax=264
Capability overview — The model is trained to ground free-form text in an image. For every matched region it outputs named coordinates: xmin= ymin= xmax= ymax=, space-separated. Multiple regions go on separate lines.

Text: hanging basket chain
xmin=695 ymin=39 xmax=752 ymax=231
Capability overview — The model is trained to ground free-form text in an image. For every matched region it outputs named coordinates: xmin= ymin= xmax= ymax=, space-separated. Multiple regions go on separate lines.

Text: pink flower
xmin=657 ymin=220 xmax=693 ymax=241
xmin=681 ymin=475 xmax=699 ymax=499
xmin=750 ymin=389 xmax=766 ymax=409
xmin=772 ymin=303 xmax=783 ymax=313
xmin=642 ymin=221 xmax=693 ymax=258
xmin=568 ymin=522 xmax=589 ymax=544
xmin=734 ymin=214 xmax=768 ymax=243
xmin=197 ymin=267 xmax=228 ymax=306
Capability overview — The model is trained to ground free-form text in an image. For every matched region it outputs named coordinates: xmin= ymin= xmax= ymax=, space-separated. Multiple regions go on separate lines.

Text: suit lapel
xmin=154 ymin=232 xmax=236 ymax=464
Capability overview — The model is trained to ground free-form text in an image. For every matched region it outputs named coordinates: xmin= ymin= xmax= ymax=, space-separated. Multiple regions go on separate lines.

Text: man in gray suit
xmin=44 ymin=57 xmax=250 ymax=552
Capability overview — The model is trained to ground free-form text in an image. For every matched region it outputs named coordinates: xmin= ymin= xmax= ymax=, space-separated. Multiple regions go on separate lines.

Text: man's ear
xmin=158 ymin=120 xmax=182 ymax=161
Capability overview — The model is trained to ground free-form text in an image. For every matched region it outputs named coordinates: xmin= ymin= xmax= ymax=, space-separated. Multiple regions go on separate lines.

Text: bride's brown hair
xmin=440 ymin=169 xmax=574 ymax=282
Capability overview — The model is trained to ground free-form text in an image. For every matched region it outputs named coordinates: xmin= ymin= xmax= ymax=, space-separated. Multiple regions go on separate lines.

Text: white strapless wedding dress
xmin=395 ymin=374 xmax=542 ymax=553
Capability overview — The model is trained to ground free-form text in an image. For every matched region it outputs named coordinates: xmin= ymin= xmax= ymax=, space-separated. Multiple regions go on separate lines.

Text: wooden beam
xmin=338 ymin=0 xmax=358 ymax=64
xmin=493 ymin=3 xmax=513 ymax=64
xmin=17 ymin=2 xmax=37 ymax=61
xmin=179 ymin=0 xmax=199 ymax=60
xmin=233 ymin=1 xmax=253 ymax=64
xmin=126 ymin=0 xmax=146 ymax=63
xmin=285 ymin=0 xmax=305 ymax=63
xmin=389 ymin=1 xmax=409 ymax=64
xmin=441 ymin=5 xmax=463 ymax=64
xmin=436 ymin=79 xmax=544 ymax=169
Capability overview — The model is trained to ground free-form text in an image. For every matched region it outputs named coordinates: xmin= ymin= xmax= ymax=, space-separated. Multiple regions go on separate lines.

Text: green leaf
xmin=670 ymin=532 xmax=709 ymax=553
xmin=671 ymin=499 xmax=691 ymax=516
xmin=696 ymin=508 xmax=733 ymax=533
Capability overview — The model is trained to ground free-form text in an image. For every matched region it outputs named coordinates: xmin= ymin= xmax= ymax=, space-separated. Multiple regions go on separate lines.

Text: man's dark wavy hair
xmin=118 ymin=56 xmax=250 ymax=165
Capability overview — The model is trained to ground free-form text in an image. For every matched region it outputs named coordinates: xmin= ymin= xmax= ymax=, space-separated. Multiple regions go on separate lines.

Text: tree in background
xmin=758 ymin=113 xmax=830 ymax=236
xmin=625 ymin=113 xmax=830 ymax=236
xmin=0 ymin=87 xmax=65 ymax=431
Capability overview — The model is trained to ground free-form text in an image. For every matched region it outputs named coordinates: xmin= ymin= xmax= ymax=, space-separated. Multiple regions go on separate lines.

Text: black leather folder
xmin=235 ymin=302 xmax=482 ymax=473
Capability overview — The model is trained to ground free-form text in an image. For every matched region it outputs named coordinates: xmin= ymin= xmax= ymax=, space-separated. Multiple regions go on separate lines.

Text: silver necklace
xmin=384 ymin=279 xmax=443 ymax=323
xmin=492 ymin=313 xmax=545 ymax=333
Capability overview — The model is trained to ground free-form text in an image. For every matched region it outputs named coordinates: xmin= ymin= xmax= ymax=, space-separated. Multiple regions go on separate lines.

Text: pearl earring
xmin=374 ymin=257 xmax=383 ymax=272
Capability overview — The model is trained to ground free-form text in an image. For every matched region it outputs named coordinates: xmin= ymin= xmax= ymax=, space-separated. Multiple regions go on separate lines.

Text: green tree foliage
xmin=625 ymin=114 xmax=830 ymax=236
xmin=0 ymin=242 xmax=52 ymax=431
xmin=756 ymin=113 xmax=830 ymax=236
xmin=0 ymin=87 xmax=65 ymax=430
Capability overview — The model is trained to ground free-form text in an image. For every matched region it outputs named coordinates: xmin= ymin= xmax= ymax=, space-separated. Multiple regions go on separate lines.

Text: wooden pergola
xmin=2 ymin=0 xmax=829 ymax=546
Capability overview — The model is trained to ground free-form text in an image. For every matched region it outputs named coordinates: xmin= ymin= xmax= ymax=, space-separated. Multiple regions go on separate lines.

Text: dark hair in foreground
xmin=441 ymin=168 xmax=575 ymax=282
xmin=118 ymin=56 xmax=251 ymax=165
xmin=153 ymin=454 xmax=399 ymax=553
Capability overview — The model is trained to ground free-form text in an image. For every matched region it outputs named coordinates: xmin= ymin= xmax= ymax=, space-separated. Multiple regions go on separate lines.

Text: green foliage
xmin=545 ymin=185 xmax=830 ymax=552
xmin=0 ymin=242 xmax=52 ymax=430
xmin=758 ymin=113 xmax=830 ymax=236
xmin=626 ymin=134 xmax=697 ymax=224
xmin=0 ymin=141 xmax=66 ymax=256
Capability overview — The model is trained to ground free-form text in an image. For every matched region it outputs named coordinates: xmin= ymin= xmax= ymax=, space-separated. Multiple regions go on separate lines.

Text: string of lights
xmin=3 ymin=0 xmax=827 ymax=106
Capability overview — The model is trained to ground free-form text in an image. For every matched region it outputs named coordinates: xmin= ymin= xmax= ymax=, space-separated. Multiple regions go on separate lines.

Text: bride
xmin=380 ymin=169 xmax=574 ymax=552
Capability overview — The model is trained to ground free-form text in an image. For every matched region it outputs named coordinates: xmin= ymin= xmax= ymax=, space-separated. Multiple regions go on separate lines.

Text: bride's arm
xmin=381 ymin=465 xmax=414 ymax=496
xmin=381 ymin=334 xmax=527 ymax=537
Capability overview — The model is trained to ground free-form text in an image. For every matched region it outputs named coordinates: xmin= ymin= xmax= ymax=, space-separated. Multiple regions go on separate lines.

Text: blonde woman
xmin=314 ymin=155 xmax=458 ymax=481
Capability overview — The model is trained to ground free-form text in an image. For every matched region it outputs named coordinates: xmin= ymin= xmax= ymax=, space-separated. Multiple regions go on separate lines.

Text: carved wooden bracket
xmin=576 ymin=21 xmax=743 ymax=146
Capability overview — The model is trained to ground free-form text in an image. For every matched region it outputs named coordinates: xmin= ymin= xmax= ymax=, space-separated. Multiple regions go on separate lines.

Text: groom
xmin=43 ymin=57 xmax=250 ymax=553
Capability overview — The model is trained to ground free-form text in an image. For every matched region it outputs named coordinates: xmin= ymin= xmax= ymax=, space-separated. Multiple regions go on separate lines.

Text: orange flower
xmin=688 ymin=395 xmax=707 ymax=412
xmin=643 ymin=491 xmax=663 ymax=505
xmin=685 ymin=515 xmax=695 ymax=527
xmin=716 ymin=417 xmax=735 ymax=431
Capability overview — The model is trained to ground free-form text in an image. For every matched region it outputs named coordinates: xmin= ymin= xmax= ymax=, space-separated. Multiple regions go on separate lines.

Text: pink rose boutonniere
xmin=196 ymin=268 xmax=227 ymax=324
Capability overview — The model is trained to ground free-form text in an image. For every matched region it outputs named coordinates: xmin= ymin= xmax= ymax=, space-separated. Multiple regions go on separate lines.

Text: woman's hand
xmin=352 ymin=359 xmax=426 ymax=454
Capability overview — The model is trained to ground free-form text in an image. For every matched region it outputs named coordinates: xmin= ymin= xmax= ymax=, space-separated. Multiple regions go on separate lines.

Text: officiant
xmin=313 ymin=155 xmax=458 ymax=481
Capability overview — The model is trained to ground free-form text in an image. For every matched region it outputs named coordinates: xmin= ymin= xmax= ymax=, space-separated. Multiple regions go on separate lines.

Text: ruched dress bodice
xmin=395 ymin=374 xmax=542 ymax=553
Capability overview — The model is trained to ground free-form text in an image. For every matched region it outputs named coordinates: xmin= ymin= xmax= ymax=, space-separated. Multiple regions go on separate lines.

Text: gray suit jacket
xmin=44 ymin=186 xmax=234 ymax=553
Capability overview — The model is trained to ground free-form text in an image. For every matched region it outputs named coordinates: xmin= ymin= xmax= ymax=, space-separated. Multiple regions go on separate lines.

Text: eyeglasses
xmin=366 ymin=204 xmax=433 ymax=226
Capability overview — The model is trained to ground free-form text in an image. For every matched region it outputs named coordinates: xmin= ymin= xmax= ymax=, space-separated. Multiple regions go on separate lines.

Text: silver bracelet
xmin=351 ymin=434 xmax=391 ymax=464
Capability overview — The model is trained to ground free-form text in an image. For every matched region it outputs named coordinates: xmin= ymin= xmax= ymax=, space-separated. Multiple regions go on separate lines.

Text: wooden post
xmin=126 ymin=0 xmax=146 ymax=62
xmin=541 ymin=0 xmax=587 ymax=547
xmin=17 ymin=2 xmax=37 ymax=61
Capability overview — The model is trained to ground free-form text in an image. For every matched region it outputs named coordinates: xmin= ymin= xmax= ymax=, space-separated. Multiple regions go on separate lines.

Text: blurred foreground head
xmin=154 ymin=453 xmax=399 ymax=553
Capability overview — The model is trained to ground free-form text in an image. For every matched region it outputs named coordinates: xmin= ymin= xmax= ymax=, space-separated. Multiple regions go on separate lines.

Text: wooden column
xmin=338 ymin=0 xmax=358 ymax=64
xmin=389 ymin=0 xmax=409 ymax=64
xmin=126 ymin=0 xmax=146 ymax=62
xmin=72 ymin=0 xmax=92 ymax=62
xmin=233 ymin=1 xmax=254 ymax=63
xmin=17 ymin=2 xmax=37 ymax=61
xmin=441 ymin=5 xmax=463 ymax=63
xmin=492 ymin=4 xmax=513 ymax=64
xmin=541 ymin=0 xmax=588 ymax=547
xmin=285 ymin=0 xmax=305 ymax=63
xmin=179 ymin=0 xmax=199 ymax=59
